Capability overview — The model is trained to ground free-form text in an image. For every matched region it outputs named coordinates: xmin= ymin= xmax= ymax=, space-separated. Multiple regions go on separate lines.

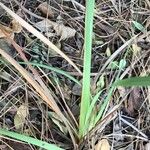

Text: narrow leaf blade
xmin=114 ymin=76 xmax=150 ymax=87
xmin=0 ymin=129 xmax=63 ymax=150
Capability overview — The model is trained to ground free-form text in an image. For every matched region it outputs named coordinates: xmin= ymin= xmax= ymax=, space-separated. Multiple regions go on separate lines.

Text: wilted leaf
xmin=35 ymin=19 xmax=76 ymax=40
xmin=37 ymin=2 xmax=54 ymax=17
xmin=95 ymin=139 xmax=110 ymax=150
xmin=14 ymin=105 xmax=29 ymax=130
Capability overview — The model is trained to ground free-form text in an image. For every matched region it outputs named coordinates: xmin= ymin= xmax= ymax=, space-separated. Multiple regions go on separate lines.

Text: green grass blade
xmin=94 ymin=59 xmax=127 ymax=124
xmin=84 ymin=90 xmax=102 ymax=131
xmin=85 ymin=90 xmax=102 ymax=125
xmin=0 ymin=128 xmax=63 ymax=150
xmin=19 ymin=62 xmax=81 ymax=86
xmin=79 ymin=0 xmax=95 ymax=138
xmin=94 ymin=87 xmax=114 ymax=124
xmin=114 ymin=76 xmax=150 ymax=87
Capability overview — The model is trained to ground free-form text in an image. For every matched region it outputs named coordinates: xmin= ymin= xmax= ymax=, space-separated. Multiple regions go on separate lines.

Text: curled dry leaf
xmin=95 ymin=139 xmax=110 ymax=150
xmin=35 ymin=19 xmax=76 ymax=40
xmin=37 ymin=2 xmax=54 ymax=17
xmin=14 ymin=104 xmax=29 ymax=130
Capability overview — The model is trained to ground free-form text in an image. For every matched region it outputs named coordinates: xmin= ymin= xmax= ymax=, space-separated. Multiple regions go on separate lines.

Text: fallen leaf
xmin=34 ymin=19 xmax=54 ymax=32
xmin=53 ymin=23 xmax=76 ymax=41
xmin=95 ymin=139 xmax=110 ymax=150
xmin=14 ymin=104 xmax=29 ymax=130
xmin=35 ymin=19 xmax=76 ymax=40
xmin=11 ymin=19 xmax=22 ymax=33
xmin=126 ymin=88 xmax=143 ymax=117
xmin=0 ymin=18 xmax=22 ymax=39
xmin=132 ymin=43 xmax=141 ymax=56
xmin=37 ymin=2 xmax=54 ymax=17
xmin=0 ymin=24 xmax=14 ymax=39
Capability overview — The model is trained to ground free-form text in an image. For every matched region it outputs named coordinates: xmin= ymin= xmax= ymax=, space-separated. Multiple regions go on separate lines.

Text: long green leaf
xmin=84 ymin=90 xmax=102 ymax=132
xmin=114 ymin=76 xmax=150 ymax=87
xmin=19 ymin=62 xmax=81 ymax=86
xmin=85 ymin=90 xmax=102 ymax=125
xmin=79 ymin=0 xmax=95 ymax=138
xmin=0 ymin=128 xmax=63 ymax=150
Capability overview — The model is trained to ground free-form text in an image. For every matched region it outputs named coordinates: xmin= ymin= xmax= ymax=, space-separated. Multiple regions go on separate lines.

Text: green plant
xmin=0 ymin=0 xmax=134 ymax=149
xmin=114 ymin=76 xmax=150 ymax=87
xmin=79 ymin=0 xmax=95 ymax=138
xmin=19 ymin=62 xmax=81 ymax=86
xmin=0 ymin=129 xmax=63 ymax=150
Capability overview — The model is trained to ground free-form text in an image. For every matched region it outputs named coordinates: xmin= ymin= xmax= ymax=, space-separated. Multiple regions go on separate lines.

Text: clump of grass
xmin=1 ymin=0 xmax=149 ymax=149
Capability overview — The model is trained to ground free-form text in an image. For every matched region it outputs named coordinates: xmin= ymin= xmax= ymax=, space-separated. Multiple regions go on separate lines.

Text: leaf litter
xmin=35 ymin=19 xmax=76 ymax=41
xmin=0 ymin=0 xmax=150 ymax=149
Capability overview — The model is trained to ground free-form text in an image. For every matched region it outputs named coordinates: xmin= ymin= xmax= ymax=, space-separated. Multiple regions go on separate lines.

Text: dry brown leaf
xmin=11 ymin=19 xmax=22 ymax=33
xmin=0 ymin=24 xmax=14 ymax=39
xmin=14 ymin=104 xmax=29 ymax=129
xmin=0 ymin=19 xmax=22 ymax=39
xmin=95 ymin=139 xmax=110 ymax=150
xmin=37 ymin=2 xmax=54 ymax=17
xmin=126 ymin=88 xmax=143 ymax=117
xmin=53 ymin=23 xmax=76 ymax=41
xmin=35 ymin=19 xmax=76 ymax=40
